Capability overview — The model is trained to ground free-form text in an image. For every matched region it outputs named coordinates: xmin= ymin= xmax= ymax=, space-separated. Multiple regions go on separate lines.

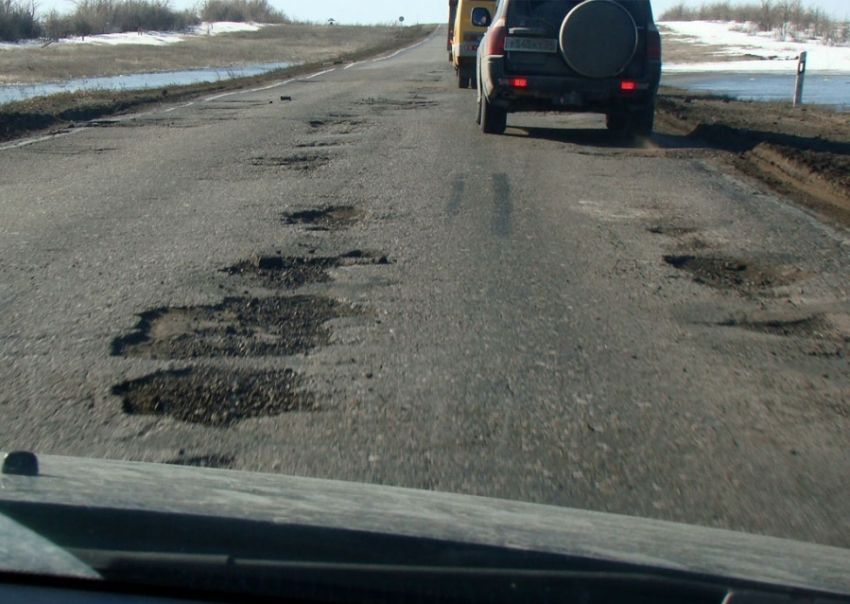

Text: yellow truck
xmin=450 ymin=0 xmax=496 ymax=89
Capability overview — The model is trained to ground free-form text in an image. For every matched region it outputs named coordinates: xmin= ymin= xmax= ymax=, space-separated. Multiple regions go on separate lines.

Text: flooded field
xmin=0 ymin=62 xmax=293 ymax=105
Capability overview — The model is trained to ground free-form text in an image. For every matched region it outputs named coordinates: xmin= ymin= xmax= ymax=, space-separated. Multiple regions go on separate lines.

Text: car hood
xmin=0 ymin=452 xmax=848 ymax=594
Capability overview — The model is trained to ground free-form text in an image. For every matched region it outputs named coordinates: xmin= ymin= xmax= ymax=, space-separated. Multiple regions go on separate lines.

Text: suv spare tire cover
xmin=559 ymin=0 xmax=638 ymax=79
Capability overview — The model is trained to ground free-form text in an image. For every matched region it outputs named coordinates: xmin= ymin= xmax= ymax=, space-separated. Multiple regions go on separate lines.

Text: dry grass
xmin=0 ymin=23 xmax=424 ymax=84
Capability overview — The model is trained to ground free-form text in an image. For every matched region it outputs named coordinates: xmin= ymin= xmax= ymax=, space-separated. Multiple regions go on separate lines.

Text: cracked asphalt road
xmin=1 ymin=33 xmax=848 ymax=547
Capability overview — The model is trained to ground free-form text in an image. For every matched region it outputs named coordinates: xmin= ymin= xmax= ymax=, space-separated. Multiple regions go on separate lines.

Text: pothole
xmin=648 ymin=224 xmax=698 ymax=237
xmin=223 ymin=251 xmax=389 ymax=288
xmin=663 ymin=255 xmax=808 ymax=291
xmin=225 ymin=255 xmax=336 ymax=288
xmin=281 ymin=206 xmax=360 ymax=231
xmin=295 ymin=140 xmax=352 ymax=149
xmin=251 ymin=153 xmax=331 ymax=171
xmin=719 ymin=312 xmax=850 ymax=342
xmin=114 ymin=367 xmax=312 ymax=427
xmin=718 ymin=315 xmax=828 ymax=337
xmin=166 ymin=453 xmax=235 ymax=468
xmin=682 ymin=238 xmax=713 ymax=251
xmin=358 ymin=97 xmax=438 ymax=111
xmin=112 ymin=295 xmax=353 ymax=359
xmin=307 ymin=118 xmax=366 ymax=134
xmin=27 ymin=144 xmax=120 ymax=154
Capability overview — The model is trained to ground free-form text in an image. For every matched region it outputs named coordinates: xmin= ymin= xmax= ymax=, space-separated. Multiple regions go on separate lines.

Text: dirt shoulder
xmin=655 ymin=90 xmax=850 ymax=228
xmin=0 ymin=24 xmax=432 ymax=143
xmin=656 ymin=24 xmax=849 ymax=229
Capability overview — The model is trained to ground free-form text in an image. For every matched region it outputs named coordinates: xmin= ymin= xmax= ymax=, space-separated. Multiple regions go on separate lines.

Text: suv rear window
xmin=507 ymin=0 xmax=649 ymax=31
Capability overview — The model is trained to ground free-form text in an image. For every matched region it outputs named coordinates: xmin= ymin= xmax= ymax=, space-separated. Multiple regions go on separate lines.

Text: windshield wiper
xmin=73 ymin=549 xmax=734 ymax=604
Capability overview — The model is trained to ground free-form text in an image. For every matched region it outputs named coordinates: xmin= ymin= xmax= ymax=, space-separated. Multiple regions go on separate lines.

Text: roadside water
xmin=0 ymin=61 xmax=293 ymax=105
xmin=3 ymin=61 xmax=847 ymax=112
xmin=662 ymin=72 xmax=850 ymax=111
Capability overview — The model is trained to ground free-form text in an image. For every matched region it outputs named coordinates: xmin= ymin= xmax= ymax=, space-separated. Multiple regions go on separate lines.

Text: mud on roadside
xmin=656 ymin=89 xmax=850 ymax=228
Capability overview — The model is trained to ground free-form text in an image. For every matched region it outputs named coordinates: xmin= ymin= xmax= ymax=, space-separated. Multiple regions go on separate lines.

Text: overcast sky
xmin=33 ymin=0 xmax=850 ymax=24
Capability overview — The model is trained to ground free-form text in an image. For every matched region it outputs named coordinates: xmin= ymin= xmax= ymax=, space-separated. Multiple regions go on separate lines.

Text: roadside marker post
xmin=793 ymin=51 xmax=807 ymax=108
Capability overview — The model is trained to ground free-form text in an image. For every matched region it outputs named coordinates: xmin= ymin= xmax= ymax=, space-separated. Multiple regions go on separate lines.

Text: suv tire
xmin=629 ymin=102 xmax=655 ymax=137
xmin=607 ymin=104 xmax=655 ymax=138
xmin=481 ymin=95 xmax=507 ymax=134
xmin=605 ymin=112 xmax=628 ymax=133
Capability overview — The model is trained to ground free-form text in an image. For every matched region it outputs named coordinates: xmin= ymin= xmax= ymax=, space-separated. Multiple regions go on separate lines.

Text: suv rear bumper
xmin=481 ymin=57 xmax=660 ymax=113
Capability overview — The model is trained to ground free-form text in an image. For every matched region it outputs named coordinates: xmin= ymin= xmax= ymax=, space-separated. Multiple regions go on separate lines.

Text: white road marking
xmin=0 ymin=128 xmax=83 ymax=151
xmin=367 ymin=31 xmax=437 ymax=65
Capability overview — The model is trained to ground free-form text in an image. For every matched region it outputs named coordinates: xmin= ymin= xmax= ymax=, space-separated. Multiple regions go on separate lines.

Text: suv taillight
xmin=487 ymin=19 xmax=507 ymax=55
xmin=647 ymin=28 xmax=662 ymax=61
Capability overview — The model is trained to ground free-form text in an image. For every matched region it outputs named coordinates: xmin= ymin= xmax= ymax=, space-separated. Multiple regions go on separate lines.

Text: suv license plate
xmin=504 ymin=37 xmax=558 ymax=53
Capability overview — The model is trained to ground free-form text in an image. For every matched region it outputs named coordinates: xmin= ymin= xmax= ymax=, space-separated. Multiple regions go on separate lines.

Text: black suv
xmin=476 ymin=0 xmax=662 ymax=135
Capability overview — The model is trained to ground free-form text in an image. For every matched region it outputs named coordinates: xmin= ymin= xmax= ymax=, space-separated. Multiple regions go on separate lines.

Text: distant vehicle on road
xmin=476 ymin=0 xmax=662 ymax=135
xmin=451 ymin=0 xmax=497 ymax=89
xmin=448 ymin=0 xmax=457 ymax=61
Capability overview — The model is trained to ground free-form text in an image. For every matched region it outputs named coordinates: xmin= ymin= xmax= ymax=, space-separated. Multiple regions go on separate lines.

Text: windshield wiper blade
xmin=74 ymin=548 xmax=739 ymax=604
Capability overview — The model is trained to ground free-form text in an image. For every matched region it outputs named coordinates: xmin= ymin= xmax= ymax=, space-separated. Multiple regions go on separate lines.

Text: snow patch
xmin=660 ymin=20 xmax=850 ymax=73
xmin=190 ymin=21 xmax=264 ymax=35
xmin=2 ymin=21 xmax=265 ymax=49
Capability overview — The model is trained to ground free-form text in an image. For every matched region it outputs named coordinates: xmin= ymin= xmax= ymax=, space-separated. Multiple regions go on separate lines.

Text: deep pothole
xmin=251 ymin=153 xmax=331 ymax=171
xmin=663 ymin=255 xmax=808 ymax=291
xmin=281 ymin=206 xmax=360 ymax=231
xmin=223 ymin=251 xmax=389 ymax=288
xmin=112 ymin=295 xmax=354 ymax=359
xmin=114 ymin=367 xmax=312 ymax=427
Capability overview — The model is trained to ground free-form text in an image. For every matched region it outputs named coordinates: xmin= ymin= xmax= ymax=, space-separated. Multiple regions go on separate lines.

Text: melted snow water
xmin=662 ymin=72 xmax=850 ymax=111
xmin=0 ymin=61 xmax=293 ymax=105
